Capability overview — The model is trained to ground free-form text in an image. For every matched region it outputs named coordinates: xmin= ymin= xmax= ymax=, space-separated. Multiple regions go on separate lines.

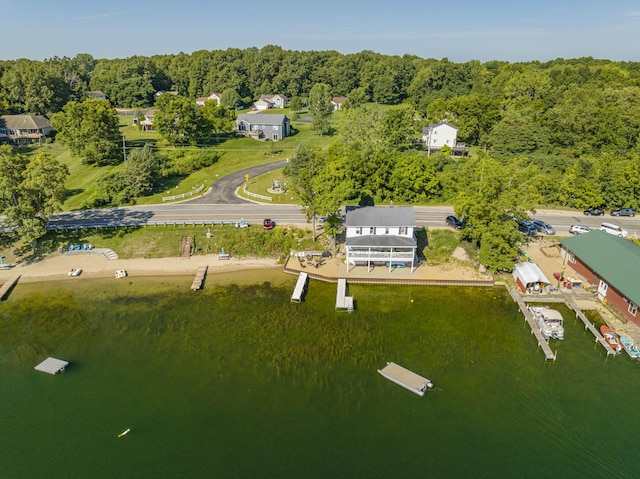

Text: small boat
xmin=115 ymin=270 xmax=128 ymax=279
xmin=528 ymin=306 xmax=564 ymax=340
xmin=118 ymin=428 xmax=130 ymax=438
xmin=600 ymin=325 xmax=623 ymax=353
xmin=68 ymin=268 xmax=82 ymax=277
xmin=619 ymin=335 xmax=640 ymax=359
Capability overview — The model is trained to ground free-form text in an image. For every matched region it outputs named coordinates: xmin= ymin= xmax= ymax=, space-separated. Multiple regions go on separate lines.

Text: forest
xmin=2 ymin=46 xmax=640 ymax=269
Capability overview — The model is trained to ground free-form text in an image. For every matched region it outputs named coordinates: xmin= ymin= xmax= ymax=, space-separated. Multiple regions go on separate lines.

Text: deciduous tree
xmin=308 ymin=83 xmax=333 ymax=135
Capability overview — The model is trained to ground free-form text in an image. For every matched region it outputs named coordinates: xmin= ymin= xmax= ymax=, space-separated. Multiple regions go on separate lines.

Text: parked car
xmin=446 ymin=215 xmax=463 ymax=230
xmin=611 ymin=208 xmax=636 ymax=217
xmin=518 ymin=220 xmax=537 ymax=236
xmin=569 ymin=224 xmax=591 ymax=235
xmin=532 ymin=220 xmax=556 ymax=235
xmin=583 ymin=207 xmax=604 ymax=216
xmin=600 ymin=222 xmax=628 ymax=238
xmin=263 ymin=218 xmax=275 ymax=230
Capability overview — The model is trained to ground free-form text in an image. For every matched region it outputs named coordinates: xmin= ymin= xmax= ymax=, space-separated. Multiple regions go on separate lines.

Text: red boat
xmin=600 ymin=325 xmax=623 ymax=353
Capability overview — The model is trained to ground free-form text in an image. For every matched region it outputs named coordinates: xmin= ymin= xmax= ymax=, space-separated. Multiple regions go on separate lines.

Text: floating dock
xmin=291 ymin=272 xmax=308 ymax=303
xmin=34 ymin=357 xmax=69 ymax=375
xmin=0 ymin=275 xmax=20 ymax=301
xmin=191 ymin=265 xmax=208 ymax=291
xmin=378 ymin=362 xmax=433 ymax=396
xmin=335 ymin=278 xmax=354 ymax=312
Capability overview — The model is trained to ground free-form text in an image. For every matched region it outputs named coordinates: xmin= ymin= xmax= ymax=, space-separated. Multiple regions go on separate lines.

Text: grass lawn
xmin=238 ymin=168 xmax=300 ymax=205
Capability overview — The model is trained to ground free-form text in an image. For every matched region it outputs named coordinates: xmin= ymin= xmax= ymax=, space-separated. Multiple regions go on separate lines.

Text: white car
xmin=600 ymin=222 xmax=628 ymax=238
xmin=569 ymin=224 xmax=591 ymax=235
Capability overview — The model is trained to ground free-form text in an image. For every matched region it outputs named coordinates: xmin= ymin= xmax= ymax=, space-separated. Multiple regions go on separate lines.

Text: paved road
xmin=184 ymin=160 xmax=288 ymax=204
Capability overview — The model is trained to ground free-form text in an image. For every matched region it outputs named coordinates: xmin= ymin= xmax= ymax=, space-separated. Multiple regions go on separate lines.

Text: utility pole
xmin=122 ymin=134 xmax=126 ymax=163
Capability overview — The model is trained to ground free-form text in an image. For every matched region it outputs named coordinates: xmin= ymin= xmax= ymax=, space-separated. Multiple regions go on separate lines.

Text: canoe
xmin=619 ymin=335 xmax=640 ymax=359
xmin=600 ymin=325 xmax=623 ymax=353
xmin=118 ymin=428 xmax=130 ymax=438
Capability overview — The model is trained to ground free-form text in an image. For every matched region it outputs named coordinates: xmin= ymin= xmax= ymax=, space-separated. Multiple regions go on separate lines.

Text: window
xmin=385 ymin=228 xmax=389 ymax=234
xmin=629 ymin=303 xmax=638 ymax=316
xmin=399 ymin=227 xmax=407 ymax=235
xmin=356 ymin=227 xmax=362 ymax=235
xmin=369 ymin=227 xmax=375 ymax=235
xmin=273 ymin=125 xmax=278 ymax=130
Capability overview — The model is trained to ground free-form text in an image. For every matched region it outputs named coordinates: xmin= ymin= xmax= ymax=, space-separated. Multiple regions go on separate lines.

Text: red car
xmin=263 ymin=219 xmax=275 ymax=230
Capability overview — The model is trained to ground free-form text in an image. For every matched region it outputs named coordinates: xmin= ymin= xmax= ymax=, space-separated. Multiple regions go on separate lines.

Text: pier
xmin=291 ymin=272 xmax=308 ymax=303
xmin=335 ymin=278 xmax=354 ymax=312
xmin=191 ymin=265 xmax=208 ymax=291
xmin=0 ymin=275 xmax=20 ymax=301
xmin=509 ymin=289 xmax=557 ymax=361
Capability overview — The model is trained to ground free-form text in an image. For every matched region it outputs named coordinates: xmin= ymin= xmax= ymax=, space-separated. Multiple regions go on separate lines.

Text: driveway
xmin=184 ymin=159 xmax=288 ymax=204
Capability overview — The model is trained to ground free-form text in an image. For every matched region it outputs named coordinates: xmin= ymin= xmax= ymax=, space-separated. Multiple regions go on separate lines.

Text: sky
xmin=3 ymin=0 xmax=640 ymax=63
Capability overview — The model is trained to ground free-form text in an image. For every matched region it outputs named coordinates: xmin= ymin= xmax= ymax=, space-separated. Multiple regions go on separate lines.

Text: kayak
xmin=118 ymin=428 xmax=130 ymax=438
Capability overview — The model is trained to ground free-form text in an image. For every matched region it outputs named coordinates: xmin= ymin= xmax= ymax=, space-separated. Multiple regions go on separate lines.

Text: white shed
xmin=512 ymin=262 xmax=551 ymax=293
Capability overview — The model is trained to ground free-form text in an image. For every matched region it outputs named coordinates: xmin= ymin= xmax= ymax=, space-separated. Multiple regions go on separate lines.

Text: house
xmin=236 ymin=113 xmax=290 ymax=141
xmin=344 ymin=206 xmax=417 ymax=273
xmin=0 ymin=114 xmax=52 ymax=146
xmin=196 ymin=92 xmax=222 ymax=107
xmin=86 ymin=91 xmax=107 ymax=100
xmin=422 ymin=121 xmax=463 ymax=154
xmin=560 ymin=231 xmax=640 ymax=326
xmin=154 ymin=90 xmax=178 ymax=100
xmin=138 ymin=108 xmax=156 ymax=131
xmin=512 ymin=262 xmax=552 ymax=294
xmin=331 ymin=96 xmax=347 ymax=110
xmin=252 ymin=94 xmax=289 ymax=110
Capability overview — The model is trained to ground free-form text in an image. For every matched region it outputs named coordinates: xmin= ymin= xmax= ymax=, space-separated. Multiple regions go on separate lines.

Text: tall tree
xmin=50 ymin=98 xmax=121 ymax=165
xmin=308 ymin=83 xmax=333 ymax=135
xmin=0 ymin=147 xmax=68 ymax=245
xmin=154 ymin=94 xmax=205 ymax=145
xmin=201 ymin=102 xmax=236 ymax=142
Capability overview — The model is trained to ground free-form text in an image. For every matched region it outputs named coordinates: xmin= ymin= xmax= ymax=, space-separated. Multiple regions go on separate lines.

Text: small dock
xmin=335 ymin=278 xmax=354 ymax=312
xmin=564 ymin=295 xmax=617 ymax=356
xmin=291 ymin=272 xmax=308 ymax=303
xmin=34 ymin=357 xmax=69 ymax=375
xmin=378 ymin=362 xmax=433 ymax=396
xmin=191 ymin=265 xmax=208 ymax=291
xmin=0 ymin=275 xmax=20 ymax=301
xmin=509 ymin=289 xmax=557 ymax=361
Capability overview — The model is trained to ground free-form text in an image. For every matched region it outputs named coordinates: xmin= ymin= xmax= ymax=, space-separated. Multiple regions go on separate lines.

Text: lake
xmin=1 ymin=270 xmax=639 ymax=478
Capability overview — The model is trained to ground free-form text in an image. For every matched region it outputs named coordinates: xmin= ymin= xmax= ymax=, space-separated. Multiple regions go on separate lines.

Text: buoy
xmin=118 ymin=428 xmax=131 ymax=438
xmin=411 ymin=299 xmax=414 ymax=303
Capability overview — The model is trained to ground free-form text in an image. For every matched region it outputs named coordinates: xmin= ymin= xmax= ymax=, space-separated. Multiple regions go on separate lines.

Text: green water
xmin=1 ymin=271 xmax=639 ymax=478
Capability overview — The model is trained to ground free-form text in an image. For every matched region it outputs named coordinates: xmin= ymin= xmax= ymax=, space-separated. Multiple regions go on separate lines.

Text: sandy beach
xmin=0 ymin=251 xmax=280 ymax=284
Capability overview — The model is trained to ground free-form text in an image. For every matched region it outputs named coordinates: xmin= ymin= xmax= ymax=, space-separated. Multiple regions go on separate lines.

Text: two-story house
xmin=345 ymin=206 xmax=417 ymax=273
xmin=196 ymin=92 xmax=222 ymax=107
xmin=0 ymin=114 xmax=52 ymax=146
xmin=236 ymin=113 xmax=290 ymax=141
xmin=422 ymin=121 xmax=458 ymax=152
xmin=252 ymin=94 xmax=289 ymax=110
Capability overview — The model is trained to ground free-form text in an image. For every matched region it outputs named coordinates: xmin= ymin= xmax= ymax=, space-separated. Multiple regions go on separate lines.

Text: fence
xmin=243 ymin=183 xmax=272 ymax=202
xmin=162 ymin=183 xmax=206 ymax=202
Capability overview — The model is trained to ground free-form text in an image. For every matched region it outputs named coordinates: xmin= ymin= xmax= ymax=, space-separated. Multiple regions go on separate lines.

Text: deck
xmin=378 ymin=362 xmax=432 ymax=396
xmin=291 ymin=272 xmax=308 ymax=303
xmin=0 ymin=275 xmax=20 ymax=301
xmin=335 ymin=278 xmax=354 ymax=312
xmin=191 ymin=265 xmax=208 ymax=291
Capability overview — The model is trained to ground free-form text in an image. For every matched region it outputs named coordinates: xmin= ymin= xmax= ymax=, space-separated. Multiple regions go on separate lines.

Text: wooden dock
xmin=180 ymin=236 xmax=192 ymax=259
xmin=0 ymin=275 xmax=20 ymax=301
xmin=191 ymin=265 xmax=208 ymax=291
xmin=564 ymin=295 xmax=617 ymax=356
xmin=291 ymin=272 xmax=308 ymax=303
xmin=509 ymin=289 xmax=557 ymax=361
xmin=335 ymin=278 xmax=354 ymax=312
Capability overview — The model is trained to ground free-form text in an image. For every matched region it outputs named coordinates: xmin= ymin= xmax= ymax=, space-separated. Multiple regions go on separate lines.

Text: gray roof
xmin=422 ymin=120 xmax=458 ymax=134
xmin=346 ymin=206 xmax=415 ymax=228
xmin=236 ymin=113 xmax=288 ymax=126
xmin=560 ymin=230 xmax=640 ymax=305
xmin=0 ymin=114 xmax=51 ymax=130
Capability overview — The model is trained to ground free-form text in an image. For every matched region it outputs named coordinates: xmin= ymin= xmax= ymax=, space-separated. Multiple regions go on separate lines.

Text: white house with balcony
xmin=345 ymin=206 xmax=417 ymax=273
xmin=422 ymin=120 xmax=458 ymax=152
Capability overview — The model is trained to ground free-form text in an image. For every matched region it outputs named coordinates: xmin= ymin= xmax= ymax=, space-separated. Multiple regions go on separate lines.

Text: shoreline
xmin=0 ymin=252 xmax=281 ymax=284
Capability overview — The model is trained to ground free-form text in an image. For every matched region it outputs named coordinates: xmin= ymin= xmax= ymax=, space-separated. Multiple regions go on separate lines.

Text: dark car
xmin=583 ymin=207 xmax=604 ymax=216
xmin=518 ymin=220 xmax=537 ymax=236
xmin=263 ymin=218 xmax=275 ymax=230
xmin=611 ymin=208 xmax=636 ymax=217
xmin=532 ymin=220 xmax=556 ymax=235
xmin=446 ymin=215 xmax=463 ymax=230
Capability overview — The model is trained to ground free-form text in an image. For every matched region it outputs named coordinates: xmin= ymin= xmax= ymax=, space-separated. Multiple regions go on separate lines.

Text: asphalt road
xmin=42 ymin=159 xmax=640 ymax=237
